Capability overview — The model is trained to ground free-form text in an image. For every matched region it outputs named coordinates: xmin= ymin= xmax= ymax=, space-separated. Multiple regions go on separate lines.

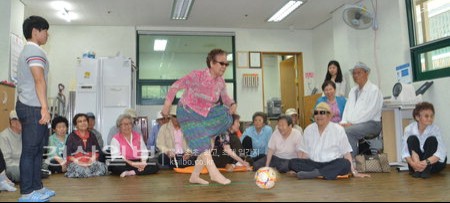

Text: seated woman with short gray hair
xmin=109 ymin=114 xmax=159 ymax=177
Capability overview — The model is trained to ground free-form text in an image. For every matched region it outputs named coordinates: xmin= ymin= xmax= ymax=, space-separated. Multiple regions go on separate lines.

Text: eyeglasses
xmin=214 ymin=60 xmax=229 ymax=67
xmin=314 ymin=110 xmax=330 ymax=115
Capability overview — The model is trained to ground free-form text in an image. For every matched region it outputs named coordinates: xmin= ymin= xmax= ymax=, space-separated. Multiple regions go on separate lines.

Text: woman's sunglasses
xmin=214 ymin=60 xmax=229 ymax=67
xmin=314 ymin=110 xmax=330 ymax=115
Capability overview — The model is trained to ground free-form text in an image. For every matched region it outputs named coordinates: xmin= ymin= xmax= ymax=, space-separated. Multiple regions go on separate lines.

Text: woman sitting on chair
xmin=315 ymin=80 xmax=346 ymax=123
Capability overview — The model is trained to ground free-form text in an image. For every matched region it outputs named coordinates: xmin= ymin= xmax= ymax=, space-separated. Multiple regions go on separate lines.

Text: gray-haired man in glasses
xmin=340 ymin=62 xmax=383 ymax=157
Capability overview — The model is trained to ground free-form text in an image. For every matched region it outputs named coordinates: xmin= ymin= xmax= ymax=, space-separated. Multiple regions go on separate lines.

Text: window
xmin=137 ymin=32 xmax=236 ymax=105
xmin=406 ymin=0 xmax=450 ymax=81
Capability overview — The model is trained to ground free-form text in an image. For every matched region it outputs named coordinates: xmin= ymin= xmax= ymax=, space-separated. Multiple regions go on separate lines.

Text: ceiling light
xmin=171 ymin=0 xmax=194 ymax=20
xmin=267 ymin=0 xmax=305 ymax=22
xmin=154 ymin=39 xmax=167 ymax=51
xmin=58 ymin=8 xmax=74 ymax=22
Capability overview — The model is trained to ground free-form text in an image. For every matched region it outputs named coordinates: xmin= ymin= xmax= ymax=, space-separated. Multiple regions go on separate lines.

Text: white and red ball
xmin=254 ymin=167 xmax=278 ymax=189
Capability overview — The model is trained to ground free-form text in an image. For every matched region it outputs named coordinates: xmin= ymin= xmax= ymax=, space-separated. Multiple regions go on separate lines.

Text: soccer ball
xmin=255 ymin=167 xmax=278 ymax=189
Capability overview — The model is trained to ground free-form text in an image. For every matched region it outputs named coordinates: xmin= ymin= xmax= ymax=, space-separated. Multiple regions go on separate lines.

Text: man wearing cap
xmin=0 ymin=110 xmax=23 ymax=182
xmin=107 ymin=108 xmax=144 ymax=146
xmin=86 ymin=112 xmax=104 ymax=150
xmin=285 ymin=108 xmax=303 ymax=134
xmin=340 ymin=62 xmax=383 ymax=157
xmin=147 ymin=111 xmax=169 ymax=152
xmin=157 ymin=106 xmax=195 ymax=168
xmin=289 ymin=102 xmax=370 ymax=179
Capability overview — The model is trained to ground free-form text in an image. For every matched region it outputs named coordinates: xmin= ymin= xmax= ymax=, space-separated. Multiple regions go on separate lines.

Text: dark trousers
xmin=16 ymin=100 xmax=49 ymax=194
xmin=158 ymin=154 xmax=196 ymax=168
xmin=253 ymin=155 xmax=290 ymax=173
xmin=242 ymin=136 xmax=266 ymax=164
xmin=212 ymin=153 xmax=234 ymax=168
xmin=0 ymin=149 xmax=5 ymax=172
xmin=47 ymin=159 xmax=64 ymax=174
xmin=289 ymin=158 xmax=351 ymax=180
xmin=407 ymin=136 xmax=447 ymax=174
xmin=109 ymin=159 xmax=160 ymax=175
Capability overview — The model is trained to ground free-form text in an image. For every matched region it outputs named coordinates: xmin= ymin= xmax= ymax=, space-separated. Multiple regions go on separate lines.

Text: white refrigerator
xmin=75 ymin=56 xmax=135 ymax=143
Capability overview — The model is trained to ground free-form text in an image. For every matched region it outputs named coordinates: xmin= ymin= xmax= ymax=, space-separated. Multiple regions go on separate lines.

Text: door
xmin=280 ymin=57 xmax=297 ymax=114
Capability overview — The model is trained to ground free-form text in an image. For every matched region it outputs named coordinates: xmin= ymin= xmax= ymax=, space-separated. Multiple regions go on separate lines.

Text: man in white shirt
xmin=340 ymin=62 xmax=383 ymax=157
xmin=0 ymin=111 xmax=22 ymax=182
xmin=289 ymin=102 xmax=369 ymax=179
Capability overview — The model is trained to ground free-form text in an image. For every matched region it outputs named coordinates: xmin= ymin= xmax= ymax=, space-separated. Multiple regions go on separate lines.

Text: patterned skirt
xmin=65 ymin=161 xmax=108 ymax=178
xmin=177 ymin=104 xmax=232 ymax=155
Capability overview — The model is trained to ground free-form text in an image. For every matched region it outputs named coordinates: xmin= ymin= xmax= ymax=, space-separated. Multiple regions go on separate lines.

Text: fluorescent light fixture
xmin=267 ymin=0 xmax=305 ymax=22
xmin=154 ymin=39 xmax=167 ymax=51
xmin=171 ymin=0 xmax=194 ymax=20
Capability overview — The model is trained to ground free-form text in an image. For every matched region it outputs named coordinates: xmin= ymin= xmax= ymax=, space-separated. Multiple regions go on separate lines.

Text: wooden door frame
xmin=260 ymin=52 xmax=304 ymax=125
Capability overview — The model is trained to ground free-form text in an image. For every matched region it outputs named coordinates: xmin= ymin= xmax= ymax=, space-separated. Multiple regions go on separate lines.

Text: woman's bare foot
xmin=210 ymin=173 xmax=231 ymax=185
xmin=189 ymin=177 xmax=209 ymax=185
xmin=286 ymin=170 xmax=297 ymax=177
xmin=225 ymin=164 xmax=234 ymax=172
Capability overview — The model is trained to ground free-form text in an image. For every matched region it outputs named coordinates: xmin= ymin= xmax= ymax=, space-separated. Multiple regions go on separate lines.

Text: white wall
xmin=0 ymin=0 xmax=24 ymax=82
xmin=312 ymin=19 xmax=335 ymax=93
xmin=44 ymin=25 xmax=136 ymax=98
xmin=0 ymin=1 xmax=12 ymax=81
xmin=312 ymin=0 xmax=450 ymax=162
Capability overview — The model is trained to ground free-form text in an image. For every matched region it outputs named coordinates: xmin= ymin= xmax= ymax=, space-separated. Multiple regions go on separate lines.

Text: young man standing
xmin=16 ymin=15 xmax=55 ymax=202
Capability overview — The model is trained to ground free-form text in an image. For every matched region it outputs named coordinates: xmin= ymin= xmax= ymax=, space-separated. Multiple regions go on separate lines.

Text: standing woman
xmin=324 ymin=60 xmax=347 ymax=97
xmin=162 ymin=49 xmax=237 ymax=185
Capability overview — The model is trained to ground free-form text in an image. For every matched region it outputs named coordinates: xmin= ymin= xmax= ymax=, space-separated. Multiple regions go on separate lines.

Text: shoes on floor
xmin=411 ymin=171 xmax=421 ymax=178
xmin=37 ymin=187 xmax=56 ymax=197
xmin=0 ymin=180 xmax=17 ymax=192
xmin=18 ymin=191 xmax=50 ymax=202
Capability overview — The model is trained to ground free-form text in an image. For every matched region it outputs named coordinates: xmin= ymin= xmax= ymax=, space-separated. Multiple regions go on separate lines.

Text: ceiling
xmin=22 ymin=0 xmax=359 ymax=30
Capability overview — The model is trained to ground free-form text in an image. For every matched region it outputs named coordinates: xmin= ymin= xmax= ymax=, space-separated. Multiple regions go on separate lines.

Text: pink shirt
xmin=328 ymin=100 xmax=341 ymax=123
xmin=173 ymin=129 xmax=184 ymax=154
xmin=165 ymin=68 xmax=234 ymax=117
xmin=111 ymin=131 xmax=147 ymax=160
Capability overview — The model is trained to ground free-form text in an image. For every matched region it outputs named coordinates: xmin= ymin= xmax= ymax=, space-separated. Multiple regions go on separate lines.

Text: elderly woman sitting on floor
xmin=109 ymin=114 xmax=160 ymax=177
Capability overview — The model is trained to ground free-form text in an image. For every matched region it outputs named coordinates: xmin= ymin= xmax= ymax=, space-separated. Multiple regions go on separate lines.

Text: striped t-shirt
xmin=17 ymin=41 xmax=49 ymax=107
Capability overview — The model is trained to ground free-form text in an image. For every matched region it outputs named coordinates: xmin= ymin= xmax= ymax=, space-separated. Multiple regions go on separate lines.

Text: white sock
xmin=0 ymin=171 xmax=6 ymax=182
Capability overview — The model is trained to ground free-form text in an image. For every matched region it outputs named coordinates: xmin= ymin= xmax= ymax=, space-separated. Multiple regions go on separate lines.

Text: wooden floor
xmin=1 ymin=167 xmax=450 ymax=202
